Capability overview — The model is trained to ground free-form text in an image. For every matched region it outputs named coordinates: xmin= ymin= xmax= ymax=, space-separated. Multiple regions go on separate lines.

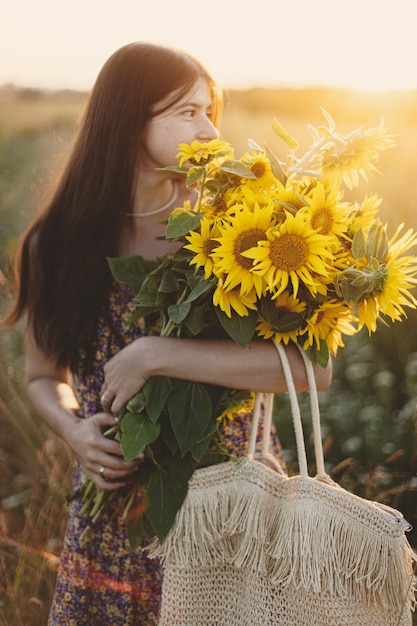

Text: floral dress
xmin=48 ymin=281 xmax=285 ymax=625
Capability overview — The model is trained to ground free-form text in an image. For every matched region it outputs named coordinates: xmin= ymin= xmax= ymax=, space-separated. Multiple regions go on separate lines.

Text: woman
xmin=5 ymin=42 xmax=332 ymax=624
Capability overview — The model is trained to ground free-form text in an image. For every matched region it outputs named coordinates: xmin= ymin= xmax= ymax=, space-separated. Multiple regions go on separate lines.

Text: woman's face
xmin=141 ymin=77 xmax=219 ymax=170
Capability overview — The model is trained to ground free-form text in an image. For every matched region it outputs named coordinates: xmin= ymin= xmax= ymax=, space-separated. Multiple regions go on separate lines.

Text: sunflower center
xmin=251 ymin=162 xmax=266 ymax=179
xmin=276 ymin=306 xmax=291 ymax=315
xmin=234 ymin=228 xmax=266 ymax=269
xmin=270 ymin=233 xmax=309 ymax=271
xmin=316 ymin=310 xmax=326 ymax=324
xmin=203 ymin=239 xmax=220 ymax=257
xmin=311 ymin=208 xmax=333 ymax=235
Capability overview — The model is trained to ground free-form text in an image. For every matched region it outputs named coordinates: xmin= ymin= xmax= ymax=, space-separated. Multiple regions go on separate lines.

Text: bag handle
xmin=248 ymin=341 xmax=328 ymax=481
xmin=248 ymin=392 xmax=286 ymax=474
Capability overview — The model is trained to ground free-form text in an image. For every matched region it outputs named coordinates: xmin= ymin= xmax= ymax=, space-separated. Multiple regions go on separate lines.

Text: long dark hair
xmin=4 ymin=42 xmax=222 ymax=371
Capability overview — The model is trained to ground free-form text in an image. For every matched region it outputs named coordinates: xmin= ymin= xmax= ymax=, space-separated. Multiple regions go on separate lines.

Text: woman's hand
xmin=24 ymin=326 xmax=143 ymax=489
xmin=101 ymin=337 xmax=154 ymax=415
xmin=66 ymin=411 xmax=143 ymax=491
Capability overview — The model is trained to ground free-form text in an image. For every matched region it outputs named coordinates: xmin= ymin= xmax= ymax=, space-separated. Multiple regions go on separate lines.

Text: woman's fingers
xmin=100 ymin=391 xmax=114 ymax=413
xmin=94 ymin=455 xmax=144 ymax=490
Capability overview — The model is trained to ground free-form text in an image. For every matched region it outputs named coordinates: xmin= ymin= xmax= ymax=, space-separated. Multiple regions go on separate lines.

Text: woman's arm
xmin=102 ymin=336 xmax=332 ymax=415
xmin=25 ymin=328 xmax=142 ymax=489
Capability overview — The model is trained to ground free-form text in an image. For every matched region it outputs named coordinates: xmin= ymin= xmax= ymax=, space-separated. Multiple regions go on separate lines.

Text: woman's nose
xmin=197 ymin=117 xmax=219 ymax=141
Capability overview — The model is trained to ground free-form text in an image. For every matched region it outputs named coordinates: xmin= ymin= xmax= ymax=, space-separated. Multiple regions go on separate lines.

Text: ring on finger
xmin=99 ymin=465 xmax=107 ymax=477
xmin=101 ymin=393 xmax=112 ymax=406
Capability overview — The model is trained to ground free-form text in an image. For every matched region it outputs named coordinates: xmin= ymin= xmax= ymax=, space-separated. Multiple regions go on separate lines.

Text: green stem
xmin=89 ymin=488 xmax=105 ymax=518
xmin=103 ymin=425 xmax=119 ymax=438
xmin=194 ymin=170 xmax=207 ymax=213
xmin=122 ymin=487 xmax=138 ymax=520
xmin=160 ymin=284 xmax=189 ymax=338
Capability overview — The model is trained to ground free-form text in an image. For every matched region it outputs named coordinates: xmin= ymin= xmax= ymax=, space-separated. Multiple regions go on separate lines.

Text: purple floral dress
xmin=48 ymin=280 xmax=285 ymax=625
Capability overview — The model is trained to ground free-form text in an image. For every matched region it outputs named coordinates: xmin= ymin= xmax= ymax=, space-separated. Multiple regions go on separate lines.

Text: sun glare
xmin=2 ymin=0 xmax=417 ymax=93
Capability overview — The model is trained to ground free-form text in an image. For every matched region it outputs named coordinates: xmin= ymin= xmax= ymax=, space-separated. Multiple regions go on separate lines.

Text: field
xmin=1 ymin=84 xmax=417 ymax=625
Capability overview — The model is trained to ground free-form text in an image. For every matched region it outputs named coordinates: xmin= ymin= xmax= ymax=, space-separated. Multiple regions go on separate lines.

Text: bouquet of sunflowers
xmin=82 ymin=110 xmax=417 ymax=548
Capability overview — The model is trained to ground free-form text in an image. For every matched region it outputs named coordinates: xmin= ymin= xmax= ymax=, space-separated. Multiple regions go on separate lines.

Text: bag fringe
xmin=147 ymin=459 xmax=417 ymax=612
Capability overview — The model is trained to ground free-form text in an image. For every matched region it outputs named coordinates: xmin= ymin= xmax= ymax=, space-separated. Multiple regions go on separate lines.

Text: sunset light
xmin=2 ymin=0 xmax=417 ymax=93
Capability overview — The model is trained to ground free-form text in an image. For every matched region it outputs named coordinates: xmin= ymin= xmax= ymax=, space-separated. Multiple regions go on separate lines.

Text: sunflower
xmin=387 ymin=223 xmax=417 ymax=260
xmin=239 ymin=151 xmax=277 ymax=191
xmin=176 ymin=139 xmax=232 ymax=167
xmin=302 ymin=300 xmax=357 ymax=355
xmin=256 ymin=292 xmax=307 ymax=345
xmin=225 ymin=185 xmax=278 ymax=213
xmin=184 ymin=219 xmax=221 ymax=279
xmin=357 ymin=257 xmax=417 ymax=332
xmin=353 ymin=224 xmax=417 ymax=332
xmin=244 ymin=209 xmax=334 ymax=298
xmin=304 ymin=182 xmax=350 ymax=245
xmin=347 ymin=193 xmax=383 ymax=236
xmin=356 ymin=296 xmax=379 ymax=334
xmin=212 ymin=280 xmax=258 ymax=318
xmin=211 ymin=201 xmax=276 ymax=297
xmin=273 ymin=179 xmax=310 ymax=213
xmin=216 ymin=392 xmax=255 ymax=425
xmin=319 ymin=121 xmax=396 ymax=190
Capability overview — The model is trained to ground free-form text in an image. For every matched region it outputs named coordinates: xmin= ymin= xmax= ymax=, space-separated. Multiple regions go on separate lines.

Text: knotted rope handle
xmin=248 ymin=341 xmax=328 ymax=481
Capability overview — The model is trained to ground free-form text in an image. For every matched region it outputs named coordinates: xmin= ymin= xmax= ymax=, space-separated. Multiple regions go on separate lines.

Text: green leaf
xmin=166 ymin=454 xmax=196 ymax=491
xmin=274 ymin=200 xmax=299 ymax=214
xmin=145 ymin=456 xmax=195 ymax=540
xmin=204 ymin=178 xmax=222 ymax=194
xmin=158 ymin=270 xmax=179 ymax=294
xmin=159 ymin=417 xmax=180 ymax=456
xmin=186 ymin=166 xmax=206 ymax=186
xmin=135 ymin=274 xmax=161 ymax=306
xmin=219 ymin=159 xmax=257 ymax=179
xmin=157 ymin=165 xmax=188 ymax=175
xmin=125 ymin=498 xmax=146 ymax=550
xmin=352 ymin=229 xmax=367 ymax=260
xmin=126 ymin=391 xmax=146 ymax=414
xmin=128 ymin=305 xmax=158 ymax=323
xmin=126 ymin=498 xmax=156 ymax=550
xmin=264 ymin=142 xmax=287 ymax=184
xmin=260 ymin=297 xmax=303 ymax=333
xmin=168 ymin=301 xmax=192 ymax=324
xmin=143 ymin=377 xmax=173 ymax=423
xmin=166 ymin=212 xmax=202 ymax=239
xmin=107 ymin=255 xmax=149 ymax=292
xmin=350 ymin=274 xmax=369 ymax=287
xmin=167 ymin=382 xmax=212 ymax=456
xmin=366 ymin=221 xmax=389 ymax=262
xmin=172 ymin=246 xmax=194 ymax=263
xmin=191 ymin=418 xmax=218 ymax=462
xmin=184 ymin=276 xmax=213 ymax=303
xmin=272 ymin=118 xmax=299 ymax=150
xmin=121 ymin=413 xmax=160 ymax=462
xmin=183 ymin=305 xmax=207 ymax=336
xmin=215 ymin=307 xmax=257 ymax=347
xmin=304 ymin=342 xmax=329 ymax=368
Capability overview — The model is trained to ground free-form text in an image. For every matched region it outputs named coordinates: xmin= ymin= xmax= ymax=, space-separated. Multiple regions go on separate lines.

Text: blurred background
xmin=1 ymin=1 xmax=417 ymax=624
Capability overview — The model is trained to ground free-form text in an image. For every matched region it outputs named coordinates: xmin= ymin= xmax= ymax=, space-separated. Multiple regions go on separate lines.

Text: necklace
xmin=123 ymin=183 xmax=179 ymax=218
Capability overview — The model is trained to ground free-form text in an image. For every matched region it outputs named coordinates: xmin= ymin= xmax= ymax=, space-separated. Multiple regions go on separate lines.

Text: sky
xmin=2 ymin=0 xmax=417 ymax=93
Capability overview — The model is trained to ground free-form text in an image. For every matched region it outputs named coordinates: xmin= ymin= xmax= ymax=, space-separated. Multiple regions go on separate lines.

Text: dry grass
xmin=0 ymin=326 xmax=73 ymax=625
xmin=0 ymin=88 xmax=87 ymax=138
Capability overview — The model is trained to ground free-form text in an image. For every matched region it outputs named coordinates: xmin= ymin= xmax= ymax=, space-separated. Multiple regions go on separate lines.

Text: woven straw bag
xmin=149 ymin=342 xmax=417 ymax=625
